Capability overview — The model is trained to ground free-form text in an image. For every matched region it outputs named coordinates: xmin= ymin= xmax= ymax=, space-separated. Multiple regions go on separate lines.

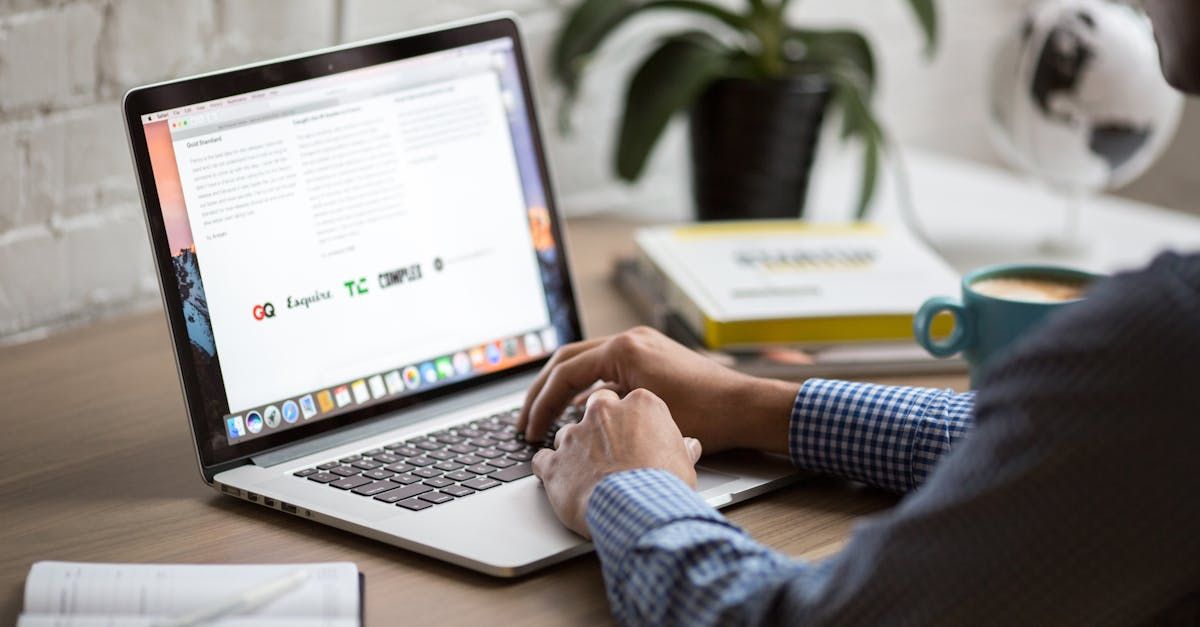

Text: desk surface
xmin=0 ymin=217 xmax=966 ymax=625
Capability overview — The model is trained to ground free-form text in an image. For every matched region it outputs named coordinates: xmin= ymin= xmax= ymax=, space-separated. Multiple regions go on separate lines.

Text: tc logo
xmin=251 ymin=302 xmax=276 ymax=320
xmin=344 ymin=277 xmax=369 ymax=297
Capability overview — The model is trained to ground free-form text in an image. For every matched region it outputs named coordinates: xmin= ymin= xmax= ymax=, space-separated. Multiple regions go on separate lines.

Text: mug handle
xmin=913 ymin=296 xmax=973 ymax=358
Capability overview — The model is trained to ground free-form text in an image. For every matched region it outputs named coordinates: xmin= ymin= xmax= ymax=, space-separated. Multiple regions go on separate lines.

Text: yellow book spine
xmin=702 ymin=314 xmax=954 ymax=349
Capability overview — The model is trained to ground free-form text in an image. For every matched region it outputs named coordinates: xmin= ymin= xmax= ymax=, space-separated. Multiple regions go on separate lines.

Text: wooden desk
xmin=0 ymin=217 xmax=967 ymax=625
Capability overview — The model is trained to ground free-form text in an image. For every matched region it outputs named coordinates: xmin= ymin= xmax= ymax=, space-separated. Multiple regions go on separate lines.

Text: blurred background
xmin=1 ymin=0 xmax=1197 ymax=341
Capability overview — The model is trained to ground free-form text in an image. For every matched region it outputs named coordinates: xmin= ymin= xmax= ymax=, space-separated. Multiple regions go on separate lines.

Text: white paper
xmin=20 ymin=562 xmax=359 ymax=626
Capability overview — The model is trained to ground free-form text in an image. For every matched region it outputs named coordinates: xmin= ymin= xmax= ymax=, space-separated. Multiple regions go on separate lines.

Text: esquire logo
xmin=251 ymin=302 xmax=276 ymax=320
xmin=287 ymin=289 xmax=333 ymax=310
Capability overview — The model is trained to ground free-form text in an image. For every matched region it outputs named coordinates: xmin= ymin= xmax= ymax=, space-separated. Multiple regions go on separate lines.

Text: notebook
xmin=18 ymin=561 xmax=363 ymax=627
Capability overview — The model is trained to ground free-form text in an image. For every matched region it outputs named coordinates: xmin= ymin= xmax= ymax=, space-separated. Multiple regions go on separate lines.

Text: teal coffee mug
xmin=913 ymin=264 xmax=1101 ymax=386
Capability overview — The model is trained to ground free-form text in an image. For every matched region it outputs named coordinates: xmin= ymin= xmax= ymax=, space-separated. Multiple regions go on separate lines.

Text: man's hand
xmin=532 ymin=388 xmax=703 ymax=537
xmin=518 ymin=326 xmax=799 ymax=455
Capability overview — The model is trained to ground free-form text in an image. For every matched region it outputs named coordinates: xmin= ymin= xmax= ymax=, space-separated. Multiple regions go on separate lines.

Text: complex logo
xmin=379 ymin=263 xmax=423 ymax=289
xmin=251 ymin=302 xmax=276 ymax=320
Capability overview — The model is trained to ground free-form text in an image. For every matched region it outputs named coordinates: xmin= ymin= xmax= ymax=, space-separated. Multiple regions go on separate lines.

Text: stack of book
xmin=615 ymin=221 xmax=966 ymax=379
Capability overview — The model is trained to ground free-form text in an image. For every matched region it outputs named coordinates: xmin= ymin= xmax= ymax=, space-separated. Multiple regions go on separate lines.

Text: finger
xmin=570 ymin=381 xmax=624 ymax=407
xmin=525 ymin=346 xmax=619 ymax=442
xmin=684 ymin=437 xmax=703 ymax=464
xmin=532 ymin=448 xmax=554 ymax=479
xmin=518 ymin=337 xmax=605 ymax=431
xmin=583 ymin=388 xmax=620 ymax=416
xmin=553 ymin=421 xmax=576 ymax=450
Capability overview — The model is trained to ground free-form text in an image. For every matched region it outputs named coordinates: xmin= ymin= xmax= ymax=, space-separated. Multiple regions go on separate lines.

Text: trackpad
xmin=695 ymin=466 xmax=739 ymax=493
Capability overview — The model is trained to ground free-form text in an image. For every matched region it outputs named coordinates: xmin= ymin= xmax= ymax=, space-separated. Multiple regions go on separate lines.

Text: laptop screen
xmin=133 ymin=30 xmax=578 ymax=465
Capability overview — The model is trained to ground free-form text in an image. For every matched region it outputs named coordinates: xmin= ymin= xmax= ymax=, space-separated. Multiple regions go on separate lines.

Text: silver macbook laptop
xmin=122 ymin=14 xmax=798 ymax=577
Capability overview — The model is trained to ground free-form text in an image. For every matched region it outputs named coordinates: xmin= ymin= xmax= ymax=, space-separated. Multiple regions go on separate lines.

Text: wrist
xmin=726 ymin=376 xmax=800 ymax=454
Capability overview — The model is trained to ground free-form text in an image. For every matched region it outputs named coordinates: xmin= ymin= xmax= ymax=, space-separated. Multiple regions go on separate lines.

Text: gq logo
xmin=251 ymin=302 xmax=276 ymax=320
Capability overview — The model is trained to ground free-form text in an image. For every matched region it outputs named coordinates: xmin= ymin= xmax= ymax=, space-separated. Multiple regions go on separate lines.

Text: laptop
xmin=122 ymin=14 xmax=799 ymax=577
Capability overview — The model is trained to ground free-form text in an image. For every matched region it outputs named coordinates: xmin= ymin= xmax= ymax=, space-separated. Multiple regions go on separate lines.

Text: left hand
xmin=532 ymin=388 xmax=704 ymax=537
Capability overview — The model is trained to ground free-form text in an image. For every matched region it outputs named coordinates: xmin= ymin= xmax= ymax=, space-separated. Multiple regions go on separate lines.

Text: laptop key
xmin=330 ymin=475 xmax=373 ymax=490
xmin=466 ymin=463 xmax=496 ymax=475
xmin=307 ymin=472 xmax=339 ymax=484
xmin=457 ymin=428 xmax=485 ymax=438
xmin=448 ymin=443 xmax=476 ymax=454
xmin=507 ymin=451 xmax=534 ymax=462
xmin=423 ymin=477 xmax=453 ymax=488
xmin=330 ymin=466 xmax=360 ymax=477
xmin=412 ymin=467 xmax=441 ymax=478
xmin=434 ymin=461 xmax=463 ymax=471
xmin=427 ymin=450 xmax=455 ymax=461
xmin=351 ymin=459 xmax=382 ymax=470
xmin=491 ymin=462 xmax=534 ymax=483
xmin=372 ymin=453 xmax=401 ymax=464
xmin=352 ymin=480 xmax=401 ymax=496
xmin=317 ymin=461 xmax=341 ymax=470
xmin=415 ymin=441 xmax=443 ymax=451
xmin=455 ymin=455 xmax=483 ymax=465
xmin=381 ymin=483 xmax=433 ymax=502
xmin=390 ymin=474 xmax=422 ymax=485
xmin=487 ymin=457 xmax=516 ymax=469
xmin=293 ymin=468 xmax=318 ymax=477
xmin=418 ymin=492 xmax=454 ymax=504
xmin=384 ymin=463 xmax=414 ymax=474
xmin=496 ymin=441 xmax=524 ymax=452
xmin=475 ymin=449 xmax=503 ymax=459
xmin=442 ymin=485 xmax=476 ymax=498
xmin=339 ymin=455 xmax=362 ymax=463
xmin=362 ymin=448 xmax=384 ymax=456
xmin=444 ymin=470 xmax=475 ymax=482
xmin=397 ymin=498 xmax=433 ymax=511
xmin=390 ymin=446 xmax=421 ymax=458
xmin=462 ymin=477 xmax=501 ymax=491
xmin=406 ymin=457 xmax=435 ymax=467
xmin=435 ymin=434 xmax=464 ymax=444
xmin=363 ymin=469 xmax=394 ymax=480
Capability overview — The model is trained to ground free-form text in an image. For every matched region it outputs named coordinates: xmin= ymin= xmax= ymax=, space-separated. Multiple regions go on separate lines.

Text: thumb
xmin=683 ymin=437 xmax=703 ymax=464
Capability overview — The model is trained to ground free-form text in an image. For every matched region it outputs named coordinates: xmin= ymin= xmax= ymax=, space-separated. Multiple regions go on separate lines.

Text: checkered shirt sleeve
xmin=790 ymin=378 xmax=975 ymax=493
xmin=586 ymin=381 xmax=974 ymax=626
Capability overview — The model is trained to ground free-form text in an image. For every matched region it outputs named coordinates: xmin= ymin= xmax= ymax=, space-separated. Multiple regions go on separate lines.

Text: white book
xmin=18 ymin=561 xmax=362 ymax=627
xmin=634 ymin=221 xmax=960 ymax=348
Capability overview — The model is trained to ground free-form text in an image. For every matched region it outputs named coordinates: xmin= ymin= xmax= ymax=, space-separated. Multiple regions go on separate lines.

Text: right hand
xmin=517 ymin=326 xmax=799 ymax=455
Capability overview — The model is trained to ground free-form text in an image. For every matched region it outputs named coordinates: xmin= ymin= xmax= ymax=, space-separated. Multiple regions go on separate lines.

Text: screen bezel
xmin=122 ymin=16 xmax=582 ymax=479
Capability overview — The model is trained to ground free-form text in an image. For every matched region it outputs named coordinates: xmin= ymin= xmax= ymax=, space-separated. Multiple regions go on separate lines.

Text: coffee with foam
xmin=970 ymin=276 xmax=1088 ymax=303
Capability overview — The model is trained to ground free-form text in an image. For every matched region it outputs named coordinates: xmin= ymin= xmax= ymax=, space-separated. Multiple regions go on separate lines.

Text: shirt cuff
xmin=586 ymin=468 xmax=732 ymax=560
xmin=789 ymin=378 xmax=951 ymax=493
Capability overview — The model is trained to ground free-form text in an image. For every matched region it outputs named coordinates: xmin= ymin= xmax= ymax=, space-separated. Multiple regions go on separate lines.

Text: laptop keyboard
xmin=292 ymin=406 xmax=580 ymax=512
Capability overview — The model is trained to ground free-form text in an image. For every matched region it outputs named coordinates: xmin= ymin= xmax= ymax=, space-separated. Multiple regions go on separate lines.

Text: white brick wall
xmin=0 ymin=0 xmax=1197 ymax=341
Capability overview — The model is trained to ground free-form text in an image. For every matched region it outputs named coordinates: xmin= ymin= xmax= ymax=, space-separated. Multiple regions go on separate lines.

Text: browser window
xmin=140 ymin=38 xmax=570 ymax=450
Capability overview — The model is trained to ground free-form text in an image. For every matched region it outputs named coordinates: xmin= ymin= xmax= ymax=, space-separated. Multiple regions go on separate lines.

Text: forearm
xmin=790 ymin=379 xmax=975 ymax=493
xmin=588 ymin=469 xmax=822 ymax=626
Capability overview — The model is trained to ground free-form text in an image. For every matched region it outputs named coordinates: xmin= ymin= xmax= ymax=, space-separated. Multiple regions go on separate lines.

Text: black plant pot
xmin=689 ymin=75 xmax=831 ymax=221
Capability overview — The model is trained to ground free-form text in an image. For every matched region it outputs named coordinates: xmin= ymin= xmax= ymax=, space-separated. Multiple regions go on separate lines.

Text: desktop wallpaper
xmin=143 ymin=43 xmax=575 ymax=457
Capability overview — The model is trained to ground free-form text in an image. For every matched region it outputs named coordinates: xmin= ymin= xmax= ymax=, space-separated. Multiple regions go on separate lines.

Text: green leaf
xmin=788 ymin=29 xmax=876 ymax=138
xmin=855 ymin=127 xmax=881 ymax=221
xmin=827 ymin=67 xmax=884 ymax=219
xmin=904 ymin=0 xmax=938 ymax=56
xmin=615 ymin=32 xmax=730 ymax=181
xmin=789 ymin=29 xmax=875 ymax=95
xmin=551 ymin=0 xmax=747 ymax=105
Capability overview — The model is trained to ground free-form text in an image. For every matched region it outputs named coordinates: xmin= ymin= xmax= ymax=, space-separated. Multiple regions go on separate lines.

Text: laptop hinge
xmin=250 ymin=372 xmax=535 ymax=468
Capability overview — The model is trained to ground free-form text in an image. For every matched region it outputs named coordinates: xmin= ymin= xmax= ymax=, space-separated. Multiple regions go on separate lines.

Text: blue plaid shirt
xmin=585 ymin=253 xmax=1200 ymax=626
xmin=586 ymin=379 xmax=973 ymax=626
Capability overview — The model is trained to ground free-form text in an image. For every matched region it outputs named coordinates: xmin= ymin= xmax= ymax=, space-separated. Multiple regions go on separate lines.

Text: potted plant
xmin=552 ymin=0 xmax=938 ymax=221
